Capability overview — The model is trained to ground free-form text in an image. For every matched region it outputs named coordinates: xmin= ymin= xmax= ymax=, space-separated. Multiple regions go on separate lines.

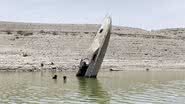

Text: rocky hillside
xmin=0 ymin=21 xmax=185 ymax=71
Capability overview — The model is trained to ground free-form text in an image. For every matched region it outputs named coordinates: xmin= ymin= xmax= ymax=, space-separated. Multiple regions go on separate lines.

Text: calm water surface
xmin=0 ymin=71 xmax=185 ymax=104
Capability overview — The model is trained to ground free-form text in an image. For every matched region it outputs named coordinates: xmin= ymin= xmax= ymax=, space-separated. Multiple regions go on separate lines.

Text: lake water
xmin=0 ymin=71 xmax=185 ymax=104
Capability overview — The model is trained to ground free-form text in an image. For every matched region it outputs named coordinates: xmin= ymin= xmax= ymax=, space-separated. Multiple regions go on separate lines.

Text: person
xmin=63 ymin=76 xmax=67 ymax=80
xmin=52 ymin=75 xmax=57 ymax=79
xmin=77 ymin=59 xmax=89 ymax=76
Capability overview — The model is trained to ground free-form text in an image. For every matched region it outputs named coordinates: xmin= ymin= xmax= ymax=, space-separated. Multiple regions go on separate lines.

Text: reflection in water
xmin=77 ymin=77 xmax=110 ymax=104
xmin=0 ymin=71 xmax=185 ymax=104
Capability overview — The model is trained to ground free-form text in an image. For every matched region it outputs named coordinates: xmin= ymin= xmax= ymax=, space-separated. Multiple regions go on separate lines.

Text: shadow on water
xmin=77 ymin=77 xmax=110 ymax=104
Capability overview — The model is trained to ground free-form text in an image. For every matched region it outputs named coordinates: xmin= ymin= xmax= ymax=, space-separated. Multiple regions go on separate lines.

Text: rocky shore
xmin=0 ymin=21 xmax=185 ymax=71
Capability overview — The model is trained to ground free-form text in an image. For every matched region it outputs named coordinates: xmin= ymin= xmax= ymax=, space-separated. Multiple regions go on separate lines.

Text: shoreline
xmin=1 ymin=65 xmax=185 ymax=72
xmin=0 ymin=21 xmax=185 ymax=71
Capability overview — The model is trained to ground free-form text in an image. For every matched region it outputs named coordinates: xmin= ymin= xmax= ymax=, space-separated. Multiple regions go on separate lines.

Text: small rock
xmin=146 ymin=68 xmax=149 ymax=71
xmin=52 ymin=67 xmax=57 ymax=70
xmin=22 ymin=53 xmax=29 ymax=57
xmin=109 ymin=68 xmax=113 ymax=71
xmin=28 ymin=69 xmax=34 ymax=72
xmin=41 ymin=63 xmax=44 ymax=67
xmin=50 ymin=62 xmax=54 ymax=65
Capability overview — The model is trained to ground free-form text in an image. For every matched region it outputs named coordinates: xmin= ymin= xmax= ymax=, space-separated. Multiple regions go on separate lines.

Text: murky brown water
xmin=0 ymin=71 xmax=185 ymax=104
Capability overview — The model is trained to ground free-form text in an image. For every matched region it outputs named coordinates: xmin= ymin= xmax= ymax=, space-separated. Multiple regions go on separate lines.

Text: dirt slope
xmin=0 ymin=21 xmax=185 ymax=71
